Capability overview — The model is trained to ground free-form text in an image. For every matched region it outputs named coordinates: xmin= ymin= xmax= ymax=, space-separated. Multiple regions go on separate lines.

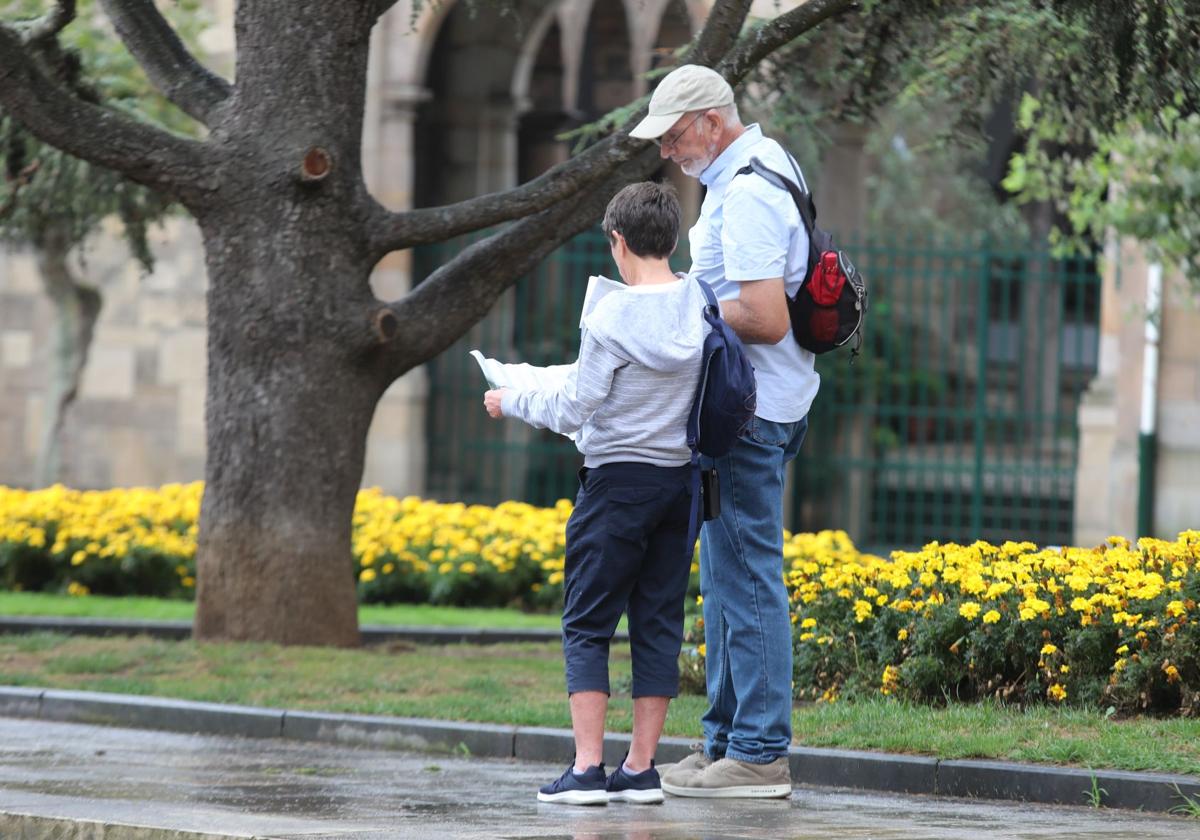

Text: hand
xmin=484 ymin=388 xmax=509 ymax=418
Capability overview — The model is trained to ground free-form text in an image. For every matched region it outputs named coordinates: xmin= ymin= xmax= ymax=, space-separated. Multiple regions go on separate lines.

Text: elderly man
xmin=629 ymin=64 xmax=820 ymax=798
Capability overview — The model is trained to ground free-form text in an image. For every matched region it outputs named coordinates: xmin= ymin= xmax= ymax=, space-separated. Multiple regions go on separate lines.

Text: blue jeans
xmin=699 ymin=415 xmax=808 ymax=764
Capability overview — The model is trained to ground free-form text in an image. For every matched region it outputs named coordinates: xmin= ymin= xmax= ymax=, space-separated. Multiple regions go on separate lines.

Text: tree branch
xmin=97 ymin=0 xmax=232 ymax=126
xmin=719 ymin=0 xmax=859 ymax=84
xmin=17 ymin=0 xmax=75 ymax=45
xmin=370 ymin=147 xmax=663 ymax=375
xmin=365 ymin=130 xmax=644 ymax=256
xmin=684 ymin=0 xmax=753 ymax=65
xmin=0 ymin=24 xmax=215 ymax=202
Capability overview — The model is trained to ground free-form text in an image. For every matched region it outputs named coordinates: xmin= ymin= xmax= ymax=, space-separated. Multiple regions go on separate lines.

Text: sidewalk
xmin=2 ymin=715 xmax=1197 ymax=840
xmin=2 ymin=686 xmax=1198 ymax=818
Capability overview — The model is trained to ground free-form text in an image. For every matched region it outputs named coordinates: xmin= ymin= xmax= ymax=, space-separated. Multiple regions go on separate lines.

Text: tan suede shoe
xmin=662 ymin=756 xmax=792 ymax=798
xmin=658 ymin=743 xmax=714 ymax=787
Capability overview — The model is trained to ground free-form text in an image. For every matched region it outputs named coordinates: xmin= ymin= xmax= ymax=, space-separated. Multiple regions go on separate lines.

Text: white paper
xmin=579 ymin=274 xmax=626 ymax=327
xmin=469 ymin=350 xmax=570 ymax=393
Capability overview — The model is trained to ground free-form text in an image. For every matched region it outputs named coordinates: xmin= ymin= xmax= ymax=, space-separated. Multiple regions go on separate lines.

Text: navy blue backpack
xmin=685 ymin=278 xmax=756 ymax=534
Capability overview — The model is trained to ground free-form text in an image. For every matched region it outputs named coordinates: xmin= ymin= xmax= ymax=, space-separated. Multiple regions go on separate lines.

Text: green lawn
xmin=0 ymin=591 xmax=563 ymax=630
xmin=1 ymin=632 xmax=1198 ymax=778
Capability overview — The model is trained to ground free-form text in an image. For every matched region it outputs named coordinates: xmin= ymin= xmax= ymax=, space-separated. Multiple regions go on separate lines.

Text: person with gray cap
xmin=629 ymin=64 xmax=819 ymax=799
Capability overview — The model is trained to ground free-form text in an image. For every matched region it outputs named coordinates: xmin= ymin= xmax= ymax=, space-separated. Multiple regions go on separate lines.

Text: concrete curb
xmin=0 ymin=616 xmax=612 ymax=645
xmin=1 ymin=685 xmax=1196 ymax=814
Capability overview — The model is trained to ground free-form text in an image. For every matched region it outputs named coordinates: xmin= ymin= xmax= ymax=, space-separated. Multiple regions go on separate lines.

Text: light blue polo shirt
xmin=687 ymin=124 xmax=819 ymax=423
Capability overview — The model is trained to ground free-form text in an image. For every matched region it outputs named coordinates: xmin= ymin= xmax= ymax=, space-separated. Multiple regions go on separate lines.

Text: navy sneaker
xmin=537 ymin=763 xmax=608 ymax=805
xmin=607 ymin=761 xmax=664 ymax=804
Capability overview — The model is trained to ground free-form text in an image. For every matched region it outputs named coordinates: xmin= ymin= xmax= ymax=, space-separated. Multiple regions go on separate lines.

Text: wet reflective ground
xmin=1 ymin=717 xmax=1197 ymax=839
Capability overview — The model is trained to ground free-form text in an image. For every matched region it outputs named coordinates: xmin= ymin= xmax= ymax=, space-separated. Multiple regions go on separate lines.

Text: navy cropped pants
xmin=561 ymin=461 xmax=696 ymax=698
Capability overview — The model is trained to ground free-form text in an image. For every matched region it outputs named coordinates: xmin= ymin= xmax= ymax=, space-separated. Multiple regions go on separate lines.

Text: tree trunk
xmin=33 ymin=223 xmax=101 ymax=488
xmin=191 ymin=2 xmax=384 ymax=647
xmin=192 ymin=199 xmax=385 ymax=646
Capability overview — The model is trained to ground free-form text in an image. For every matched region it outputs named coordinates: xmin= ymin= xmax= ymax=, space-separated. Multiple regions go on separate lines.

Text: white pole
xmin=1137 ymin=262 xmax=1162 ymax=537
xmin=1140 ymin=263 xmax=1162 ymax=437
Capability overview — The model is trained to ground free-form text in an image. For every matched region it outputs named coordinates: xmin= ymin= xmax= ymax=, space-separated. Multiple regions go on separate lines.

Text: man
xmin=484 ymin=182 xmax=708 ymax=805
xmin=629 ymin=64 xmax=819 ymax=798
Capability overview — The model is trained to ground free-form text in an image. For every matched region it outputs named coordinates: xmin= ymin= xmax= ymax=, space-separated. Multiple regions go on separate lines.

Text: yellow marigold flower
xmin=800 ymin=617 xmax=817 ymax=629
xmin=897 ymin=628 xmax=908 ymax=641
xmin=1166 ymin=600 xmax=1186 ymax=618
xmin=880 ymin=664 xmax=901 ymax=695
xmin=799 ymin=632 xmax=815 ymax=641
xmin=1047 ymin=683 xmax=1067 ymax=702
xmin=1040 ymin=643 xmax=1058 ymax=656
xmin=1164 ymin=664 xmax=1180 ymax=683
xmin=982 ymin=609 xmax=1001 ymax=624
xmin=1116 ymin=644 xmax=1129 ymax=655
xmin=853 ymin=600 xmax=874 ymax=622
xmin=697 ymin=644 xmax=706 ymax=658
xmin=1060 ymin=664 xmax=1069 ymax=674
xmin=959 ymin=602 xmax=981 ymax=620
xmin=1113 ymin=658 xmax=1127 ymax=672
xmin=359 ymin=568 xmax=376 ymax=583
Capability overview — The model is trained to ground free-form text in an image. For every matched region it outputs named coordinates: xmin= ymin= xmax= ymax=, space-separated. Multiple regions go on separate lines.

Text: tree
xmin=755 ymin=0 xmax=1200 ymax=285
xmin=0 ymin=0 xmax=857 ymax=645
xmin=1 ymin=0 xmax=203 ymax=487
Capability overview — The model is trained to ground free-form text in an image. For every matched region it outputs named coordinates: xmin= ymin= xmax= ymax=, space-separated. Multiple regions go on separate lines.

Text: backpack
xmin=685 ymin=277 xmax=757 ymax=529
xmin=735 ymin=155 xmax=868 ymax=356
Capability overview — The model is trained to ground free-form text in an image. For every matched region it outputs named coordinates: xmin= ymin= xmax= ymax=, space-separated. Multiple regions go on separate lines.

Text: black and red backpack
xmin=735 ymin=155 xmax=867 ymax=356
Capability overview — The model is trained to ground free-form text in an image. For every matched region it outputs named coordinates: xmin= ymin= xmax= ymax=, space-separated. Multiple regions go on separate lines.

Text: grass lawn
xmin=0 ymin=632 xmax=1197 ymax=778
xmin=0 ymin=591 xmax=564 ymax=630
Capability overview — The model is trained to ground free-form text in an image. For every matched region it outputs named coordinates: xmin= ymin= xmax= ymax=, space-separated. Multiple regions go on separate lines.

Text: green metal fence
xmin=418 ymin=232 xmax=1100 ymax=551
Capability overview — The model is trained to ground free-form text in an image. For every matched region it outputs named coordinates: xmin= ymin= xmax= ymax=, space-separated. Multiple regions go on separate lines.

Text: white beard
xmin=680 ymin=139 xmax=720 ymax=178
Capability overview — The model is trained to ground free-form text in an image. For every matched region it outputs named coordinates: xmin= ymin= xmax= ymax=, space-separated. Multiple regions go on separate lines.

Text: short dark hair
xmin=601 ymin=181 xmax=680 ymax=259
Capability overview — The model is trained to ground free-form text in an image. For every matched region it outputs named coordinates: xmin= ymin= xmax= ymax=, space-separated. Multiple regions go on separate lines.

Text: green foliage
xmin=753 ymin=0 xmax=1200 ymax=281
xmin=0 ymin=0 xmax=209 ymax=266
xmin=1008 ymin=101 xmax=1200 ymax=290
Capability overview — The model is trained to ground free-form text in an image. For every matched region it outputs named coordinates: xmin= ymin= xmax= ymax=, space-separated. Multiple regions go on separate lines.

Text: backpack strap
xmin=735 ymin=156 xmax=820 ymax=268
xmin=684 ymin=275 xmax=720 ymax=554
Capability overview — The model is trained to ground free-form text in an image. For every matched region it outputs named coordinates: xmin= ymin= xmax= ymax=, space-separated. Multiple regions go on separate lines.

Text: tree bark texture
xmin=0 ymin=0 xmax=856 ymax=646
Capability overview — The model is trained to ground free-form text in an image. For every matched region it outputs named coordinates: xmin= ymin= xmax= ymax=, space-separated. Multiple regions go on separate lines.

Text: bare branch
xmin=370 ymin=147 xmax=662 ymax=376
xmin=719 ymin=0 xmax=858 ymax=84
xmin=684 ymin=0 xmax=753 ymax=65
xmin=17 ymin=0 xmax=75 ymax=45
xmin=98 ymin=0 xmax=231 ymax=126
xmin=0 ymin=24 xmax=215 ymax=202
xmin=0 ymin=159 xmax=41 ymax=219
xmin=366 ymin=130 xmax=644 ymax=256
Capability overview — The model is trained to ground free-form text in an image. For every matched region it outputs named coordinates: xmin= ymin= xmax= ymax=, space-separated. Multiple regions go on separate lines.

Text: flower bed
xmin=782 ymin=530 xmax=1200 ymax=715
xmin=2 ymin=484 xmax=1196 ymax=713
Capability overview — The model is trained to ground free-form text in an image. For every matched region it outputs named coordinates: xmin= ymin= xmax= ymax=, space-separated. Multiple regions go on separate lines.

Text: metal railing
xmin=418 ymin=231 xmax=1100 ymax=550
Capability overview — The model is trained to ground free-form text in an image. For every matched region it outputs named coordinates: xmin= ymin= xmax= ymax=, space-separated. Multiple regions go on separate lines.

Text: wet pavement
xmin=1 ymin=716 xmax=1197 ymax=840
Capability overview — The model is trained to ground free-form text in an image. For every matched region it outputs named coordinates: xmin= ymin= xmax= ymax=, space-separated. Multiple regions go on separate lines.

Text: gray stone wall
xmin=0 ymin=218 xmax=207 ymax=489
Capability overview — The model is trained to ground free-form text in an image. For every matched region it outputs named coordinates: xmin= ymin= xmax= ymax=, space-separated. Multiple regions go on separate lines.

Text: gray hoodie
xmin=501 ymin=277 xmax=709 ymax=467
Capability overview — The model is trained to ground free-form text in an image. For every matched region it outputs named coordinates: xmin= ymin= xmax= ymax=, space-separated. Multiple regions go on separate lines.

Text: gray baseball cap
xmin=629 ymin=64 xmax=735 ymax=139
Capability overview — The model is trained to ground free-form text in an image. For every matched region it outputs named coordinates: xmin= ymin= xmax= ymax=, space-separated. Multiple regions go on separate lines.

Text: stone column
xmin=360 ymin=77 xmax=433 ymax=496
xmin=1073 ymin=240 xmax=1200 ymax=544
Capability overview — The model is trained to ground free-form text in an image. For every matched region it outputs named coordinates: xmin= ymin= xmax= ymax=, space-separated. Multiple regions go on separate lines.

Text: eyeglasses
xmin=655 ymin=112 xmax=705 ymax=150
